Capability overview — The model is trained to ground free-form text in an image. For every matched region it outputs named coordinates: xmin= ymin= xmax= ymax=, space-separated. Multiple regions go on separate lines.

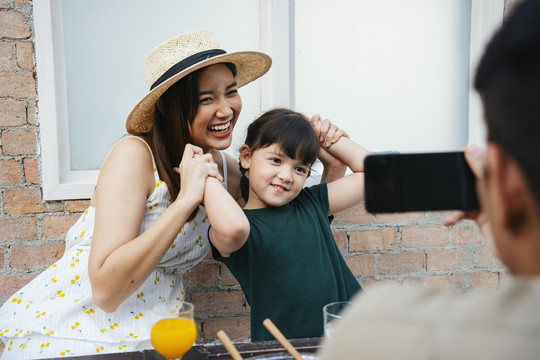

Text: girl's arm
xmin=205 ymin=177 xmax=250 ymax=258
xmin=320 ymin=135 xmax=371 ymax=215
xmin=88 ymin=141 xmax=220 ymax=313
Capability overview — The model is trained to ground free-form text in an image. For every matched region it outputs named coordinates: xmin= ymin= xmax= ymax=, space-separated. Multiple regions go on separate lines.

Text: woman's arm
xmin=205 ymin=176 xmax=250 ymax=258
xmin=88 ymin=141 xmax=219 ymax=312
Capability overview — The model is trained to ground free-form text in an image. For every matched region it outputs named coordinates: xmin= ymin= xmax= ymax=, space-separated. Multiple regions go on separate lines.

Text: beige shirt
xmin=318 ymin=275 xmax=540 ymax=360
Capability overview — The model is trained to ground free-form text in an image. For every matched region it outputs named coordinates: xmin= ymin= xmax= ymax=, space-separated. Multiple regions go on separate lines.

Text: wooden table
xmin=43 ymin=338 xmax=321 ymax=360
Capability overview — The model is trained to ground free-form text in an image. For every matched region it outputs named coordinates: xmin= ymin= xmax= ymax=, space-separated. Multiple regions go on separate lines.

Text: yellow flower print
xmin=203 ymin=215 xmax=208 ymax=223
xmin=109 ymin=321 xmax=119 ymax=330
xmin=118 ymin=345 xmax=127 ymax=351
xmin=195 ymin=235 xmax=202 ymax=247
xmin=25 ymin=300 xmax=33 ymax=309
xmin=179 ymin=225 xmax=185 ymax=235
xmin=83 ymin=306 xmax=95 ymax=315
xmin=170 ymin=243 xmax=176 ymax=249
xmin=136 ymin=291 xmax=145 ymax=302
xmin=60 ymin=350 xmax=72 ymax=356
xmin=39 ymin=342 xmax=51 ymax=353
xmin=156 ymin=180 xmax=163 ymax=188
xmin=52 ymin=290 xmax=66 ymax=299
xmin=128 ymin=332 xmax=139 ymax=339
xmin=154 ymin=276 xmax=160 ymax=285
xmin=36 ymin=311 xmax=46 ymax=319
xmin=7 ymin=340 xmax=12 ymax=351
xmin=14 ymin=329 xmax=23 ymax=337
xmin=71 ymin=322 xmax=81 ymax=332
xmin=71 ymin=275 xmax=81 ymax=286
xmin=96 ymin=345 xmax=105 ymax=353
xmin=0 ymin=329 xmax=8 ymax=336
xmin=99 ymin=328 xmax=107 ymax=333
xmin=132 ymin=311 xmax=144 ymax=320
xmin=70 ymin=258 xmax=80 ymax=267
xmin=192 ymin=221 xmax=199 ymax=230
xmin=147 ymin=201 xmax=158 ymax=210
xmin=79 ymin=231 xmax=85 ymax=238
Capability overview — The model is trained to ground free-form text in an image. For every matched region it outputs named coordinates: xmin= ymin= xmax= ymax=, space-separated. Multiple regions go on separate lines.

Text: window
xmin=35 ymin=0 xmax=504 ymax=200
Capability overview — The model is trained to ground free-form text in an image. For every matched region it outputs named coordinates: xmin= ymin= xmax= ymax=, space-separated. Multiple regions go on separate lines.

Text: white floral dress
xmin=0 ymin=136 xmax=223 ymax=359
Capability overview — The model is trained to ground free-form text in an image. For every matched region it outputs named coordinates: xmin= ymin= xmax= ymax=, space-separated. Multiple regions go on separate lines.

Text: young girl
xmin=205 ymin=108 xmax=370 ymax=341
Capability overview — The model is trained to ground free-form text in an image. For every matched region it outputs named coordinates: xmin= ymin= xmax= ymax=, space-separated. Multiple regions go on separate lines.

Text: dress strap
xmin=220 ymin=151 xmax=228 ymax=188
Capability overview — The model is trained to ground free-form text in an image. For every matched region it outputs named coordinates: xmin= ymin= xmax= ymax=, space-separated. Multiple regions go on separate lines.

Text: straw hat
xmin=126 ymin=29 xmax=272 ymax=134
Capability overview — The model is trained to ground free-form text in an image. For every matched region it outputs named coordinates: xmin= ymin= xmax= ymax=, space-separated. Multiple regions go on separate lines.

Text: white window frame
xmin=35 ymin=0 xmax=503 ymax=200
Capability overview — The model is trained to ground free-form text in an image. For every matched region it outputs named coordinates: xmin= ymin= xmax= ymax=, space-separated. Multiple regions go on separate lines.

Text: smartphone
xmin=364 ymin=151 xmax=479 ymax=213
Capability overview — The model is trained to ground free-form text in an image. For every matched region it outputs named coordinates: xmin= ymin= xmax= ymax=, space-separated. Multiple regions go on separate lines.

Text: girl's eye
xmin=227 ymin=89 xmax=238 ymax=97
xmin=296 ymin=167 xmax=308 ymax=174
xmin=199 ymin=97 xmax=213 ymax=104
xmin=270 ymin=158 xmax=281 ymax=164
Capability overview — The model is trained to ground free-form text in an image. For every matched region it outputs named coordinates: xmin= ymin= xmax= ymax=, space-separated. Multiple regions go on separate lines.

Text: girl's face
xmin=240 ymin=143 xmax=311 ymax=209
xmin=189 ymin=64 xmax=242 ymax=151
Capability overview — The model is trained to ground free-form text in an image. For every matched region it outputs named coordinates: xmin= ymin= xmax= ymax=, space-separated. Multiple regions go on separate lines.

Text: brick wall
xmin=0 ymin=0 xmax=519 ymax=355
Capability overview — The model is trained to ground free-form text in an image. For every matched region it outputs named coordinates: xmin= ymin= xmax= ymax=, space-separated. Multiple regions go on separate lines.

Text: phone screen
xmin=364 ymin=151 xmax=479 ymax=213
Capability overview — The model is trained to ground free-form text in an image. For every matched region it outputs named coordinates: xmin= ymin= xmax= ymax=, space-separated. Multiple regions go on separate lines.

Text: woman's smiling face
xmin=189 ymin=63 xmax=242 ymax=151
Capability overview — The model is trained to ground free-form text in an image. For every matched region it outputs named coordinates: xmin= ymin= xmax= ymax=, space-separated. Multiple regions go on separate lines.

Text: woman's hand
xmin=174 ymin=144 xmax=223 ymax=207
xmin=308 ymin=114 xmax=349 ymax=182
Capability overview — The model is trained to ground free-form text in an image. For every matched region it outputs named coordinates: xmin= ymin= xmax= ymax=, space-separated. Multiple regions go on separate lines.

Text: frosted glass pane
xmin=294 ymin=0 xmax=471 ymax=152
xmin=61 ymin=0 xmax=261 ymax=171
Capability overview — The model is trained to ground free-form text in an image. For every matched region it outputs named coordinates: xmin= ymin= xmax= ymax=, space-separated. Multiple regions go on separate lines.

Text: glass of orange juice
xmin=150 ymin=301 xmax=197 ymax=359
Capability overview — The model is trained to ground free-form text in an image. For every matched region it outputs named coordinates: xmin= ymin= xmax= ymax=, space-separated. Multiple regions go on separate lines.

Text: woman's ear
xmin=239 ymin=145 xmax=252 ymax=169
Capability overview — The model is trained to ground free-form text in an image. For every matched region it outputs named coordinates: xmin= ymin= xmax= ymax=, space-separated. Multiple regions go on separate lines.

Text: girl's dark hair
xmin=144 ymin=63 xmax=237 ymax=220
xmin=239 ymin=108 xmax=319 ymax=201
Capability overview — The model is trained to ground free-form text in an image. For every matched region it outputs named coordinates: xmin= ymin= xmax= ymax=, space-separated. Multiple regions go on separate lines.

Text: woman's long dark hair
xmin=239 ymin=108 xmax=319 ymax=201
xmin=143 ymin=63 xmax=237 ymax=220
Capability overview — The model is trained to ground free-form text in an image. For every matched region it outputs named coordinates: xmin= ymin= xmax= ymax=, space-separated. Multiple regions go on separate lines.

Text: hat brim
xmin=126 ymin=51 xmax=272 ymax=134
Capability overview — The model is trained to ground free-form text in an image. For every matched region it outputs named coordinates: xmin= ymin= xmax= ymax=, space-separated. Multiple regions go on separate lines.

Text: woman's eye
xmin=227 ymin=89 xmax=238 ymax=96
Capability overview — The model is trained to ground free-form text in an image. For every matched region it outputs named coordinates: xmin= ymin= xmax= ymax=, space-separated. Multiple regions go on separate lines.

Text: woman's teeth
xmin=208 ymin=122 xmax=230 ymax=133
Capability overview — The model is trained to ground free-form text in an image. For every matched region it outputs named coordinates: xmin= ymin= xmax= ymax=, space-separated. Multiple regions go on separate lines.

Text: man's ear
xmin=239 ymin=145 xmax=252 ymax=169
xmin=487 ymin=143 xmax=529 ymax=233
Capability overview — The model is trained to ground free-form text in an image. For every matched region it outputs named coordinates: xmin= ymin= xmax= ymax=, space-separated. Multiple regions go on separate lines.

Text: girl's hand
xmin=173 ymin=144 xmax=223 ymax=206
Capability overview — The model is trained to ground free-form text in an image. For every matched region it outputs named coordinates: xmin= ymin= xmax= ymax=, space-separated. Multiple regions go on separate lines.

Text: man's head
xmin=474 ymin=0 xmax=540 ymax=273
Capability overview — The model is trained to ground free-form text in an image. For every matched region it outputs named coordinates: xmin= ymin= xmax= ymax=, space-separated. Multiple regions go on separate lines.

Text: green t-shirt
xmin=212 ymin=184 xmax=361 ymax=341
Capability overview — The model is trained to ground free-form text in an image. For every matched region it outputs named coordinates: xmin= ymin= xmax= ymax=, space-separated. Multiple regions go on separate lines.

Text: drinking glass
xmin=322 ymin=301 xmax=351 ymax=338
xmin=150 ymin=301 xmax=197 ymax=360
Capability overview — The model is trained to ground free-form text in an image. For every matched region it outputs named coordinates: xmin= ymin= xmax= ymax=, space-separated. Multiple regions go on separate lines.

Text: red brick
xmin=10 ymin=243 xmax=65 ymax=270
xmin=427 ymin=248 xmax=464 ymax=272
xmin=472 ymin=271 xmax=500 ymax=291
xmin=402 ymin=226 xmax=449 ymax=248
xmin=0 ymin=249 xmax=4 ymax=268
xmin=220 ymin=264 xmax=239 ymax=286
xmin=0 ymin=42 xmax=16 ymax=68
xmin=16 ymin=41 xmax=33 ymax=68
xmin=0 ymin=217 xmax=37 ymax=242
xmin=350 ymin=228 xmax=396 ymax=251
xmin=27 ymin=100 xmax=36 ymax=126
xmin=332 ymin=231 xmax=346 ymax=251
xmin=23 ymin=158 xmax=38 ymax=184
xmin=42 ymin=214 xmax=80 ymax=239
xmin=375 ymin=212 xmax=423 ymax=224
xmin=201 ymin=316 xmax=250 ymax=343
xmin=403 ymin=274 xmax=451 ymax=290
xmin=184 ymin=263 xmax=219 ymax=288
xmin=14 ymin=0 xmax=31 ymax=6
xmin=66 ymin=200 xmax=91 ymax=213
xmin=346 ymin=254 xmax=374 ymax=276
xmin=2 ymin=128 xmax=37 ymax=155
xmin=0 ymin=99 xmax=26 ymax=126
xmin=4 ymin=188 xmax=63 ymax=214
xmin=378 ymin=252 xmax=425 ymax=275
xmin=0 ymin=11 xmax=31 ymax=39
xmin=334 ymin=203 xmax=373 ymax=225
xmin=452 ymin=220 xmax=477 ymax=245
xmin=190 ymin=290 xmax=244 ymax=316
xmin=0 ymin=274 xmax=35 ymax=303
xmin=0 ymin=72 xmax=35 ymax=98
xmin=474 ymin=245 xmax=501 ymax=268
xmin=0 ymin=159 xmax=21 ymax=185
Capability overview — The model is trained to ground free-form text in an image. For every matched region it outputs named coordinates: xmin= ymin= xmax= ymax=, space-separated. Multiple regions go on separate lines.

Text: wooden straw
xmin=262 ymin=319 xmax=303 ymax=360
xmin=216 ymin=330 xmax=244 ymax=360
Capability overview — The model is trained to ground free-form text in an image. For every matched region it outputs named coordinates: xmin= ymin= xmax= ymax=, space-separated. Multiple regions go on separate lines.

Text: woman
xmin=0 ymin=30 xmax=343 ymax=358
